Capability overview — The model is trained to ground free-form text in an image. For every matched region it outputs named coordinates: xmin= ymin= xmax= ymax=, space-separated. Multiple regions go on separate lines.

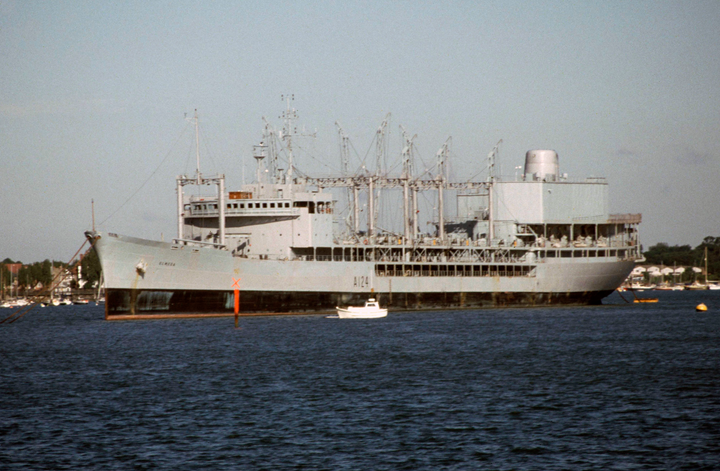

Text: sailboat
xmin=655 ymin=262 xmax=685 ymax=290
xmin=705 ymin=246 xmax=720 ymax=289
xmin=686 ymin=247 xmax=712 ymax=290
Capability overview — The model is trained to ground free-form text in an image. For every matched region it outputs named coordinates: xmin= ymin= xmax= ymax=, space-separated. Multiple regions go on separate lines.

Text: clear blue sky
xmin=2 ymin=0 xmax=719 ymax=263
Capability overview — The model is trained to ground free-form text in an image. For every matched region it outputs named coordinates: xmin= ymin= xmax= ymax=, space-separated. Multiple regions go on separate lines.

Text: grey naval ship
xmin=87 ymin=102 xmax=642 ymax=318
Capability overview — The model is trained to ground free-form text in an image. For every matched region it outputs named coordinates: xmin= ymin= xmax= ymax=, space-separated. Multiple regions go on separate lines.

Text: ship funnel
xmin=524 ymin=150 xmax=559 ymax=181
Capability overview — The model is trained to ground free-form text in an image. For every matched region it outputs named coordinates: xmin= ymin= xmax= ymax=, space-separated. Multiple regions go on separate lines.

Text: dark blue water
xmin=2 ymin=291 xmax=719 ymax=470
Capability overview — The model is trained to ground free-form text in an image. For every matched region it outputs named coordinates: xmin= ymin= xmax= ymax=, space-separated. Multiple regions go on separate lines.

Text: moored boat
xmin=627 ymin=283 xmax=656 ymax=291
xmin=336 ymin=298 xmax=388 ymax=319
xmin=655 ymin=284 xmax=684 ymax=291
xmin=0 ymin=298 xmax=30 ymax=308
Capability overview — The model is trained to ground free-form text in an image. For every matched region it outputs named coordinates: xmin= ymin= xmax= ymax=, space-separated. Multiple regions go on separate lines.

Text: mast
xmin=281 ymin=94 xmax=297 ymax=186
xmin=337 ymin=121 xmax=350 ymax=177
xmin=436 ymin=137 xmax=451 ymax=242
xmin=412 ymin=189 xmax=418 ymax=239
xmin=368 ymin=177 xmax=375 ymax=241
xmin=218 ymin=176 xmax=225 ymax=246
xmin=400 ymin=126 xmax=415 ymax=244
xmin=253 ymin=143 xmax=267 ymax=184
xmin=353 ymin=185 xmax=360 ymax=236
xmin=176 ymin=177 xmax=184 ymax=239
xmin=337 ymin=122 xmax=356 ymax=236
xmin=194 ymin=109 xmax=201 ymax=184
xmin=487 ymin=140 xmax=502 ymax=244
xmin=370 ymin=114 xmax=390 ymax=240
xmin=175 ymin=109 xmax=226 ymax=245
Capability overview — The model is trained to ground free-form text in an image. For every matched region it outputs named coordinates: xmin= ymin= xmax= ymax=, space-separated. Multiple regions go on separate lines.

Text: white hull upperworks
xmin=87 ymin=231 xmax=636 ymax=317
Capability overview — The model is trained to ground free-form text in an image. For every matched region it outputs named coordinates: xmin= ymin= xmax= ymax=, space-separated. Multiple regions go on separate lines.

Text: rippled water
xmin=1 ymin=291 xmax=719 ymax=470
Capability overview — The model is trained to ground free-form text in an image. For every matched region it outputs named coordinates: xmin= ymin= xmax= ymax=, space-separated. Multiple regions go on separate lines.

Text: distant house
xmin=51 ymin=267 xmax=73 ymax=295
xmin=6 ymin=263 xmax=21 ymax=276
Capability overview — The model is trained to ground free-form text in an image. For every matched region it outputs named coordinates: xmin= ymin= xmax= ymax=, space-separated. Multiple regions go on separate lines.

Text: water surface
xmin=1 ymin=291 xmax=719 ymax=469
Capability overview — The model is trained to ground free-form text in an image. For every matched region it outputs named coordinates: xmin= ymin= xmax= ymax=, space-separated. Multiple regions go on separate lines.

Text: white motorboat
xmin=627 ymin=283 xmax=656 ymax=291
xmin=336 ymin=298 xmax=388 ymax=319
xmin=655 ymin=284 xmax=684 ymax=291
xmin=0 ymin=298 xmax=30 ymax=308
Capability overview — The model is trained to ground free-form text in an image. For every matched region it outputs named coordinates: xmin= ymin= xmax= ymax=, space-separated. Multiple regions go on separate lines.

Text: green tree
xmin=80 ymin=248 xmax=102 ymax=288
xmin=17 ymin=265 xmax=31 ymax=295
xmin=697 ymin=236 xmax=720 ymax=281
xmin=644 ymin=236 xmax=720 ymax=282
xmin=0 ymin=263 xmax=10 ymax=297
xmin=40 ymin=260 xmax=52 ymax=286
xmin=643 ymin=243 xmax=694 ymax=267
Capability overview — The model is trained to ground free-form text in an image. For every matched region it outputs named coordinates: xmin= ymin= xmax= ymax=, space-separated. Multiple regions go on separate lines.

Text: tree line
xmin=1 ymin=258 xmax=62 ymax=292
xmin=1 ymin=247 xmax=102 ymax=295
xmin=643 ymin=236 xmax=720 ymax=281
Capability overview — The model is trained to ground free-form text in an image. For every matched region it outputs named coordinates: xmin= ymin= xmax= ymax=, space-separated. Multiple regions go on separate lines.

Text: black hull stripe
xmin=105 ymin=288 xmax=612 ymax=317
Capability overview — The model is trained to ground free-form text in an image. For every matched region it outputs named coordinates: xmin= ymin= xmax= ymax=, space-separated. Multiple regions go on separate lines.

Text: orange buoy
xmin=696 ymin=303 xmax=708 ymax=312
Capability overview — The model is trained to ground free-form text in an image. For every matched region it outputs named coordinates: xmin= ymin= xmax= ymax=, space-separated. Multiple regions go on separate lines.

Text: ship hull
xmin=89 ymin=232 xmax=634 ymax=318
xmin=104 ymin=287 xmax=615 ymax=315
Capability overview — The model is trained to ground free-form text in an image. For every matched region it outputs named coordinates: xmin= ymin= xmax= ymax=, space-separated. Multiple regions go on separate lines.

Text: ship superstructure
xmin=87 ymin=102 xmax=641 ymax=317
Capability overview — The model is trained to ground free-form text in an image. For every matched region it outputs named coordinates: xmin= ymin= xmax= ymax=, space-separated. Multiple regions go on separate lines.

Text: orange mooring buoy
xmin=696 ymin=303 xmax=708 ymax=312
